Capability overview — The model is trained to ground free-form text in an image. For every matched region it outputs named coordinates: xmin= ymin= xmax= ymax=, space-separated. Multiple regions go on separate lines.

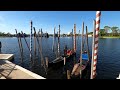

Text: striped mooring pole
xmin=30 ymin=20 xmax=33 ymax=64
xmin=91 ymin=11 xmax=101 ymax=79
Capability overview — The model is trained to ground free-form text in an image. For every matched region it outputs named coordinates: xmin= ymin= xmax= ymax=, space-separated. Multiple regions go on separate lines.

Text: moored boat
xmin=71 ymin=51 xmax=90 ymax=79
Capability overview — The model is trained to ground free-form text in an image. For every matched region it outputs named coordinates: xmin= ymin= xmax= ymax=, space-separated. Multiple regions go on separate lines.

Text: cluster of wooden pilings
xmin=15 ymin=11 xmax=101 ymax=79
xmin=67 ymin=11 xmax=101 ymax=79
xmin=15 ymin=21 xmax=48 ymax=74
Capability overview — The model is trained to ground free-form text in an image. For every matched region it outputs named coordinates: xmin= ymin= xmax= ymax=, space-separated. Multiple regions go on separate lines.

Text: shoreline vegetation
xmin=100 ymin=36 xmax=120 ymax=38
xmin=1 ymin=26 xmax=120 ymax=39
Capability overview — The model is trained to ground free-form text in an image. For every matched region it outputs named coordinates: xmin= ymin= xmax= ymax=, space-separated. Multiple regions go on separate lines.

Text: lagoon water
xmin=0 ymin=37 xmax=120 ymax=79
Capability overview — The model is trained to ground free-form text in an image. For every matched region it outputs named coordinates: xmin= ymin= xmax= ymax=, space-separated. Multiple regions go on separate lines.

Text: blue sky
xmin=0 ymin=11 xmax=120 ymax=34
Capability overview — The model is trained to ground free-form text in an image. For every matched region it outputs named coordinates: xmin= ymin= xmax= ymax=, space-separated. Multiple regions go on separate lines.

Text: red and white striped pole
xmin=91 ymin=11 xmax=101 ymax=79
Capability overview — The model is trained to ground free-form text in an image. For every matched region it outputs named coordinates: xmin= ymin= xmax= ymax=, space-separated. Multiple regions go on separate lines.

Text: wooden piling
xmin=72 ymin=29 xmax=74 ymax=52
xmin=58 ymin=25 xmax=60 ymax=57
xmin=54 ymin=28 xmax=58 ymax=58
xmin=38 ymin=29 xmax=44 ymax=67
xmin=0 ymin=41 xmax=1 ymax=53
xmin=15 ymin=29 xmax=23 ymax=63
xmin=52 ymin=27 xmax=55 ymax=52
xmin=21 ymin=31 xmax=30 ymax=52
xmin=45 ymin=57 xmax=48 ymax=68
xmin=34 ymin=27 xmax=47 ymax=74
xmin=19 ymin=32 xmax=24 ymax=63
xmin=67 ymin=70 xmax=71 ymax=79
xmin=41 ymin=28 xmax=43 ymax=37
xmin=74 ymin=24 xmax=76 ymax=53
xmin=80 ymin=22 xmax=84 ymax=79
xmin=85 ymin=26 xmax=90 ymax=62
xmin=90 ymin=20 xmax=96 ymax=79
xmin=78 ymin=30 xmax=80 ymax=39
xmin=33 ymin=30 xmax=37 ymax=65
xmin=64 ymin=57 xmax=66 ymax=65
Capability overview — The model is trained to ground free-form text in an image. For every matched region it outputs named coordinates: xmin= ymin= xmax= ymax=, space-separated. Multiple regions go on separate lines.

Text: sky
xmin=0 ymin=11 xmax=120 ymax=34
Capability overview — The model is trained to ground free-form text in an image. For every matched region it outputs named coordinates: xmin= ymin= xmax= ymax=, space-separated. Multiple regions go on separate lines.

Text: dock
xmin=0 ymin=60 xmax=45 ymax=79
xmin=0 ymin=54 xmax=14 ymax=61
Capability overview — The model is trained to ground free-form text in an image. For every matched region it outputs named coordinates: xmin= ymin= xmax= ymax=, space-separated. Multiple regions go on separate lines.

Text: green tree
xmin=111 ymin=27 xmax=119 ymax=36
xmin=99 ymin=29 xmax=105 ymax=36
xmin=104 ymin=26 xmax=111 ymax=36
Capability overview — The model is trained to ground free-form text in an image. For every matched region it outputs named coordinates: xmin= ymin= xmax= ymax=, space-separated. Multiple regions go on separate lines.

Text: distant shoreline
xmin=100 ymin=36 xmax=120 ymax=38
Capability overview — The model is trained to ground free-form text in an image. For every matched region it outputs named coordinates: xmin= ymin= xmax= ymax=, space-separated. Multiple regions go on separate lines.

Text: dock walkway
xmin=0 ymin=60 xmax=45 ymax=79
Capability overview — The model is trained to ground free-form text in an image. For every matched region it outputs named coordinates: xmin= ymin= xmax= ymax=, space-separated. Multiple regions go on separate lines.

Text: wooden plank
xmin=0 ymin=54 xmax=14 ymax=61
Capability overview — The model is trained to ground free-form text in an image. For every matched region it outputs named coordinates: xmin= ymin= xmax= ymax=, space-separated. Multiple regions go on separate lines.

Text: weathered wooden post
xmin=33 ymin=30 xmax=37 ymax=65
xmin=74 ymin=24 xmax=76 ymax=53
xmin=19 ymin=32 xmax=24 ymax=63
xmin=45 ymin=57 xmax=49 ymax=68
xmin=52 ymin=27 xmax=55 ymax=52
xmin=21 ymin=31 xmax=30 ymax=52
xmin=72 ymin=29 xmax=74 ymax=52
xmin=80 ymin=22 xmax=84 ymax=79
xmin=67 ymin=70 xmax=71 ymax=79
xmin=58 ymin=25 xmax=60 ymax=57
xmin=91 ymin=20 xmax=96 ymax=79
xmin=0 ymin=41 xmax=1 ymax=53
xmin=41 ymin=28 xmax=43 ymax=37
xmin=15 ymin=29 xmax=23 ymax=63
xmin=64 ymin=57 xmax=66 ymax=65
xmin=85 ymin=26 xmax=90 ymax=62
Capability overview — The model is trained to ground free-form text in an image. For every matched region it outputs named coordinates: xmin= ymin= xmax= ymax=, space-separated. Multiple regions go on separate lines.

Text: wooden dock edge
xmin=0 ymin=54 xmax=14 ymax=61
xmin=117 ymin=74 xmax=120 ymax=79
xmin=4 ymin=60 xmax=46 ymax=79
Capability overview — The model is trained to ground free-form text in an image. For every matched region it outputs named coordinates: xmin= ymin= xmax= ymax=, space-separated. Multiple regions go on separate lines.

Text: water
xmin=0 ymin=37 xmax=120 ymax=79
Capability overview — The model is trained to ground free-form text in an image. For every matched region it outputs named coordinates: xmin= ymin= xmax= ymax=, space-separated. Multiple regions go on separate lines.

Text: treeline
xmin=99 ymin=26 xmax=120 ymax=36
xmin=0 ymin=32 xmax=29 ymax=37
xmin=0 ymin=32 xmax=93 ymax=37
xmin=0 ymin=32 xmax=14 ymax=37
